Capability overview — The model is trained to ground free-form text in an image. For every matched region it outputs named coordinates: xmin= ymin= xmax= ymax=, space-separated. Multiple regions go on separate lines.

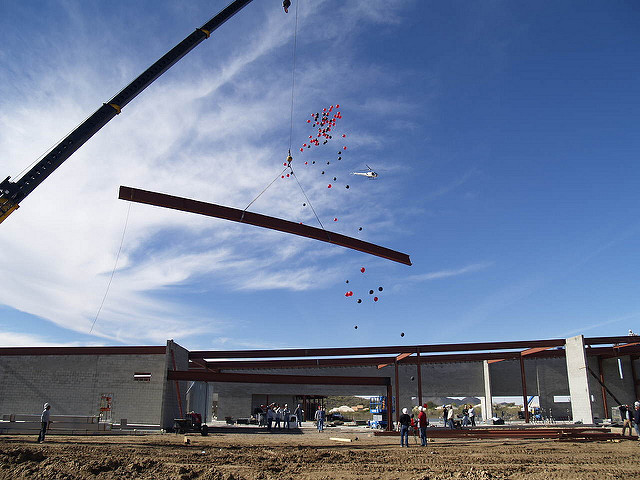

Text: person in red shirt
xmin=418 ymin=406 xmax=428 ymax=446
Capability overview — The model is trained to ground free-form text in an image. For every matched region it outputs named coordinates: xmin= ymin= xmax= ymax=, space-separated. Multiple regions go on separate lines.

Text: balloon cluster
xmin=299 ymin=104 xmax=350 ymax=191
xmin=344 ymin=267 xmax=384 ymax=304
xmin=301 ymin=104 xmax=342 ymax=152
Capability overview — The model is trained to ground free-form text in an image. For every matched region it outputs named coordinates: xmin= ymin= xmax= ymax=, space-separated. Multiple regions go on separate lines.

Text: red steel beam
xmin=189 ymin=339 xmax=568 ymax=359
xmin=119 ymin=186 xmax=411 ymax=266
xmin=0 ymin=346 xmax=166 ymax=356
xmin=584 ymin=336 xmax=640 ymax=346
xmin=521 ymin=346 xmax=556 ymax=356
xmin=191 ymin=350 xmax=570 ymax=370
xmin=168 ymin=370 xmax=391 ymax=386
xmin=190 ymin=339 xmax=640 ymax=361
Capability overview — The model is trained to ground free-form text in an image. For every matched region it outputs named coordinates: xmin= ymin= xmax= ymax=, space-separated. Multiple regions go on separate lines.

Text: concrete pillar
xmin=482 ymin=360 xmax=493 ymax=422
xmin=565 ymin=335 xmax=594 ymax=424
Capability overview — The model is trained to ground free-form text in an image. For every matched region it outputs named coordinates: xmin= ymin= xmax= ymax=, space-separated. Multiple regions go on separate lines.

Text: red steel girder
xmin=118 ymin=186 xmax=411 ymax=266
xmin=0 ymin=346 xmax=166 ymax=356
xmin=168 ymin=370 xmax=390 ymax=386
xmin=190 ymin=337 xmax=640 ymax=361
xmin=193 ymin=351 xmax=549 ymax=371
xmin=189 ymin=339 xmax=568 ymax=359
xmin=584 ymin=336 xmax=640 ymax=346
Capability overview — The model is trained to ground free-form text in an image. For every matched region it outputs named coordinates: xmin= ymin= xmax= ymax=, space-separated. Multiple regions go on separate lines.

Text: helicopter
xmin=351 ymin=165 xmax=378 ymax=179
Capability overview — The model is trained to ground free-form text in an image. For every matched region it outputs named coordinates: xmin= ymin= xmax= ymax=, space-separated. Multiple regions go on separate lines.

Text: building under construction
xmin=1 ymin=335 xmax=638 ymax=431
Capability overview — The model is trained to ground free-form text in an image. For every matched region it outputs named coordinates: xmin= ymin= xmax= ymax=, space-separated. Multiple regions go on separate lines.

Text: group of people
xmin=398 ymin=405 xmax=430 ymax=446
xmin=256 ymin=403 xmax=305 ymax=430
xmin=619 ymin=402 xmax=640 ymax=438
xmin=442 ymin=404 xmax=476 ymax=429
xmin=254 ymin=404 xmax=328 ymax=432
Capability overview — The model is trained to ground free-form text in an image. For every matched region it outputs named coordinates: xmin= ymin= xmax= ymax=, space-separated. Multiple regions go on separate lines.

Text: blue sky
xmin=0 ymin=0 xmax=639 ymax=350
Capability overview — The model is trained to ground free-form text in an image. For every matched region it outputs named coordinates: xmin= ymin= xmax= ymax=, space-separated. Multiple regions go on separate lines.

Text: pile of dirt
xmin=0 ymin=432 xmax=638 ymax=479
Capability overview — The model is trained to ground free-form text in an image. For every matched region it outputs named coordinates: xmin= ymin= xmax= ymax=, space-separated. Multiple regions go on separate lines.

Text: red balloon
xmin=286 ymin=174 xmax=290 ymax=177
xmin=360 ymin=267 xmax=365 ymax=273
xmin=304 ymin=161 xmax=308 ymax=165
xmin=281 ymin=175 xmax=284 ymax=178
xmin=336 ymin=104 xmax=340 ymax=108
xmin=328 ymin=184 xmax=332 ymax=188
xmin=307 ymin=119 xmax=311 ymax=123
xmin=343 ymin=146 xmax=347 ymax=150
xmin=303 ymin=143 xmax=307 ymax=147
xmin=300 ymin=148 xmax=304 ymax=152
xmin=342 ymin=134 xmax=346 ymax=138
xmin=334 ymin=217 xmax=338 ymax=221
xmin=283 ymin=162 xmax=287 ymax=166
xmin=374 ymin=297 xmax=379 ymax=302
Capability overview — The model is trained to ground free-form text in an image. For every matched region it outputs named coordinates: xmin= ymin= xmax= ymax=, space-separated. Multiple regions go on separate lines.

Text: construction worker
xmin=37 ymin=403 xmax=51 ymax=443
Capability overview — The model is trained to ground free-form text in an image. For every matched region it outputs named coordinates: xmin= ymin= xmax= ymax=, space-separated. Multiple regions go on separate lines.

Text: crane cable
xmin=288 ymin=0 xmax=299 ymax=152
xmin=89 ymin=202 xmax=131 ymax=333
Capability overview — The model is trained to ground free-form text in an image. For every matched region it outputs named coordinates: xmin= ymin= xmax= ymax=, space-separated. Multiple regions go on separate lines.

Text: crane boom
xmin=0 ymin=0 xmax=254 ymax=224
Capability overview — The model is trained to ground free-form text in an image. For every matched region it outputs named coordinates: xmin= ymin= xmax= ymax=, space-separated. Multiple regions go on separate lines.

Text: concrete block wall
xmin=588 ymin=355 xmax=637 ymax=419
xmin=0 ymin=353 xmax=166 ymax=425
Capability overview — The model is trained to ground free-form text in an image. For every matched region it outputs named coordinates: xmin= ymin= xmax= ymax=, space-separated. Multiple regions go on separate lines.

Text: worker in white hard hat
xmin=38 ymin=403 xmax=51 ymax=443
xmin=399 ymin=407 xmax=411 ymax=447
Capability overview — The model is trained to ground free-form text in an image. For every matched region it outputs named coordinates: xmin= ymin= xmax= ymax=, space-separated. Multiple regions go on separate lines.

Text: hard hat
xmin=402 ymin=408 xmax=408 ymax=414
xmin=44 ymin=403 xmax=50 ymax=409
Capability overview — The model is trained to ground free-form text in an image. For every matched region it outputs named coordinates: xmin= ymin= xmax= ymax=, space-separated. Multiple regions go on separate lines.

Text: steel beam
xmin=189 ymin=339 xmax=568 ymax=359
xmin=585 ymin=336 xmax=640 ymax=346
xmin=0 ymin=346 xmax=166 ymax=356
xmin=192 ymin=350 xmax=568 ymax=370
xmin=168 ymin=370 xmax=391 ymax=386
xmin=119 ymin=186 xmax=412 ymax=266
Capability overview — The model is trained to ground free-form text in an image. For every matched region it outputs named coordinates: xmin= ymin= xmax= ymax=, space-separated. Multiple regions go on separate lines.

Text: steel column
xmin=394 ymin=360 xmax=400 ymax=427
xmin=630 ymin=355 xmax=640 ymax=400
xmin=416 ymin=349 xmax=423 ymax=407
xmin=519 ymin=356 xmax=529 ymax=423
xmin=386 ymin=383 xmax=393 ymax=431
xmin=597 ymin=356 xmax=609 ymax=417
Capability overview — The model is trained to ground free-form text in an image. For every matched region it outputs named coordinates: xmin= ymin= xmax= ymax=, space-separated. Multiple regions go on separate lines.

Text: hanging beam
xmin=119 ymin=186 xmax=411 ymax=265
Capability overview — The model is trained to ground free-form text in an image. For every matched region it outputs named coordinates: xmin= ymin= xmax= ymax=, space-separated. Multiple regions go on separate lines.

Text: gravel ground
xmin=1 ymin=429 xmax=639 ymax=479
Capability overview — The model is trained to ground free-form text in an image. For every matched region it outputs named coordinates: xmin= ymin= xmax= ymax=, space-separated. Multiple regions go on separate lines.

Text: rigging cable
xmin=90 ymin=202 xmax=132 ymax=333
xmin=244 ymin=165 xmax=290 ymax=211
xmin=291 ymin=168 xmax=329 ymax=237
xmin=288 ymin=0 xmax=300 ymax=151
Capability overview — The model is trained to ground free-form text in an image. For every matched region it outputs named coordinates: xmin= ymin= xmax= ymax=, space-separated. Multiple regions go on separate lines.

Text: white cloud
xmin=407 ymin=262 xmax=493 ymax=282
xmin=0 ymin=0 xmax=416 ymax=345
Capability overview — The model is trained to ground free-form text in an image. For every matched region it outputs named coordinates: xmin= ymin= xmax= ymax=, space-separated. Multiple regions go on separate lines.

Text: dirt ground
xmin=1 ymin=429 xmax=639 ymax=480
